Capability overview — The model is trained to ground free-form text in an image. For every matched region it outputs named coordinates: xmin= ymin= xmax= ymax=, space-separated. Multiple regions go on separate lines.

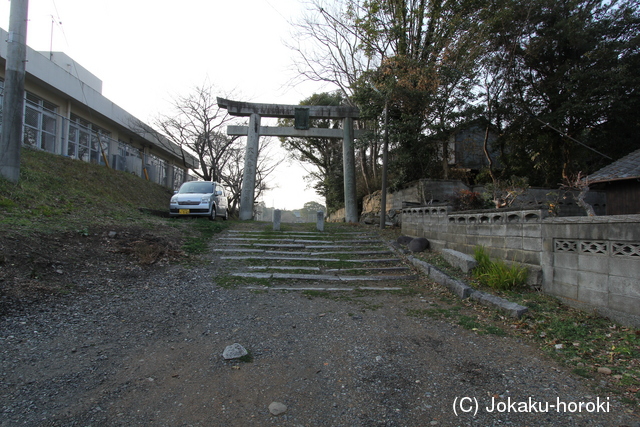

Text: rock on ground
xmin=409 ymin=237 xmax=430 ymax=252
xmin=223 ymin=343 xmax=248 ymax=360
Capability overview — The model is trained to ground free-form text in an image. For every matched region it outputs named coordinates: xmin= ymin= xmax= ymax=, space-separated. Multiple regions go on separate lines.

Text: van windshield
xmin=178 ymin=182 xmax=214 ymax=194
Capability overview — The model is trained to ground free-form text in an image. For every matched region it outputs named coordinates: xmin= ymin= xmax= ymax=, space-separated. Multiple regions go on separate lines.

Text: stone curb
xmin=407 ymin=256 xmax=528 ymax=318
xmin=441 ymin=248 xmax=477 ymax=273
xmin=469 ymin=290 xmax=529 ymax=318
xmin=408 ymin=257 xmax=473 ymax=299
xmin=385 ymin=241 xmax=528 ymax=319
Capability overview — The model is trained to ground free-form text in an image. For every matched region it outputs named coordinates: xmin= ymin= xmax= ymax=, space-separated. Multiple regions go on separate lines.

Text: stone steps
xmin=220 ymin=256 xmax=403 ymax=263
xmin=243 ymin=286 xmax=405 ymax=291
xmin=227 ymin=230 xmax=366 ymax=235
xmin=231 ymin=272 xmax=417 ymax=281
xmin=213 ymin=248 xmax=393 ymax=256
xmin=215 ymin=228 xmax=416 ymax=291
xmin=246 ymin=266 xmax=411 ymax=273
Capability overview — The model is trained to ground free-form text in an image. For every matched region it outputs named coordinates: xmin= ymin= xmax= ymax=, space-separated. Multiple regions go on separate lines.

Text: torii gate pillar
xmin=342 ymin=117 xmax=358 ymax=223
xmin=218 ymin=98 xmax=360 ymax=223
xmin=239 ymin=113 xmax=261 ymax=220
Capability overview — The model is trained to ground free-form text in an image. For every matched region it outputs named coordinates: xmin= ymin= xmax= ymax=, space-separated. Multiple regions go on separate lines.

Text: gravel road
xmin=1 ymin=222 xmax=638 ymax=426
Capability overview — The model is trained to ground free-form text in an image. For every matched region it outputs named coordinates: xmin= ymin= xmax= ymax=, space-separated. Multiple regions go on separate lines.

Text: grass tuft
xmin=473 ymin=246 xmax=528 ymax=290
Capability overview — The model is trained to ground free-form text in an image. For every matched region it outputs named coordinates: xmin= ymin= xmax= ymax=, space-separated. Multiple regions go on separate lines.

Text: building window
xmin=146 ymin=153 xmax=168 ymax=186
xmin=23 ymin=92 xmax=58 ymax=153
xmin=68 ymin=114 xmax=110 ymax=164
xmin=113 ymin=141 xmax=143 ymax=176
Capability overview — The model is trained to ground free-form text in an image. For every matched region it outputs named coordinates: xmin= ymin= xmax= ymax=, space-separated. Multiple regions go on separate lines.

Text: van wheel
xmin=209 ymin=205 xmax=217 ymax=221
xmin=223 ymin=209 xmax=228 ymax=220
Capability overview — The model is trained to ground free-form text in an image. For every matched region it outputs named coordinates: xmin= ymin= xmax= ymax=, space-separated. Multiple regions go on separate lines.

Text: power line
xmin=530 ymin=114 xmax=612 ymax=160
xmin=264 ymin=0 xmax=289 ymax=23
xmin=50 ymin=0 xmax=69 ymax=47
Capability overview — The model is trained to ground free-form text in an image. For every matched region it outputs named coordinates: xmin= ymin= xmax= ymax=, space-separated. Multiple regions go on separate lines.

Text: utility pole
xmin=1 ymin=0 xmax=29 ymax=183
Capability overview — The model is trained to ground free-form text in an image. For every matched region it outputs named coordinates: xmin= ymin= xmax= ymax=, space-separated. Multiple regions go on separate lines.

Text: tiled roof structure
xmin=587 ymin=148 xmax=640 ymax=184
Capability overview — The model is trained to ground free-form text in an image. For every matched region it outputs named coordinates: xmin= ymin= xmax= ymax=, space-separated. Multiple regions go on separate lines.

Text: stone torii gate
xmin=217 ymin=98 xmax=361 ymax=222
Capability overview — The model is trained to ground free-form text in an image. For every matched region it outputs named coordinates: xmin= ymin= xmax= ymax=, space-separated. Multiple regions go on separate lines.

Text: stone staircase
xmin=213 ymin=228 xmax=417 ymax=291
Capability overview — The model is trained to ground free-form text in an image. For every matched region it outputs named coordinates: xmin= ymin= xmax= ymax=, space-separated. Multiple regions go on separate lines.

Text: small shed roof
xmin=587 ymin=148 xmax=640 ymax=184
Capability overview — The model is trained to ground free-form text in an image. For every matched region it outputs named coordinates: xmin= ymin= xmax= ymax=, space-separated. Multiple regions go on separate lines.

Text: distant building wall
xmin=601 ymin=180 xmax=640 ymax=215
xmin=449 ymin=123 xmax=501 ymax=170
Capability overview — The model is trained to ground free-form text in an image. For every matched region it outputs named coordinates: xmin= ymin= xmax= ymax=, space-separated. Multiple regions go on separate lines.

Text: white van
xmin=169 ymin=181 xmax=229 ymax=220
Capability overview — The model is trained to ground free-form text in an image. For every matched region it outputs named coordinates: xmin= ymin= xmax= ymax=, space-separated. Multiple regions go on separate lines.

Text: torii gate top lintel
xmin=217 ymin=97 xmax=359 ymax=120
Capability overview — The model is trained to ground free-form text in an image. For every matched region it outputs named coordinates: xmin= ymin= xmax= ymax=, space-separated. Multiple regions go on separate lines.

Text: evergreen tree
xmin=487 ymin=0 xmax=640 ymax=186
xmin=278 ymin=92 xmax=345 ymax=213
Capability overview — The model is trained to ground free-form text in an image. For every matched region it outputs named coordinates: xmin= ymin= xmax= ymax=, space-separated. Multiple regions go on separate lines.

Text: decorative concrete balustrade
xmin=403 ymin=207 xmax=547 ymax=271
xmin=402 ymin=207 xmax=640 ymax=328
xmin=403 ymin=206 xmax=547 ymax=224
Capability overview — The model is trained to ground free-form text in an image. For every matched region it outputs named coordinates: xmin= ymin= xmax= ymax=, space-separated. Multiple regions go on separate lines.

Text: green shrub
xmin=473 ymin=246 xmax=528 ymax=291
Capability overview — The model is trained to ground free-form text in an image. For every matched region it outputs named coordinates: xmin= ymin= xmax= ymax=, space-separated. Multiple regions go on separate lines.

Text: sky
xmin=1 ymin=0 xmax=330 ymax=210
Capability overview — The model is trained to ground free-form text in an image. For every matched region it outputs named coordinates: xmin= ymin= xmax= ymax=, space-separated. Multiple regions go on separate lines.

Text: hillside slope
xmin=0 ymin=148 xmax=173 ymax=234
xmin=0 ymin=148 xmax=220 ymax=309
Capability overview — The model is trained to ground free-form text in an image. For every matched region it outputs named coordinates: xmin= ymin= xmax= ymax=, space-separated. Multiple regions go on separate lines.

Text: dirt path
xmin=1 ymin=222 xmax=637 ymax=426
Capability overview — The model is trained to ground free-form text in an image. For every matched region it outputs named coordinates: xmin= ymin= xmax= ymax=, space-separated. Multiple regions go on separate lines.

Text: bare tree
xmin=154 ymin=83 xmax=239 ymax=182
xmin=287 ymin=0 xmax=375 ymax=103
xmin=287 ymin=2 xmax=384 ymax=198
xmin=220 ymin=136 xmax=284 ymax=216
xmin=560 ymin=172 xmax=597 ymax=217
xmin=219 ymin=146 xmax=244 ymax=215
xmin=137 ymin=82 xmax=283 ymax=217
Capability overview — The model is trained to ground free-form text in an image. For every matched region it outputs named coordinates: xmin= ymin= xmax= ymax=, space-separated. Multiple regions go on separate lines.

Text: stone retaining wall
xmin=362 ymin=179 xmax=606 ymax=219
xmin=402 ymin=207 xmax=640 ymax=327
xmin=326 ymin=207 xmax=346 ymax=222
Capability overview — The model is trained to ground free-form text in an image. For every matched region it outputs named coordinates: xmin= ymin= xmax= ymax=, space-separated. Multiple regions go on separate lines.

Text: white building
xmin=0 ymin=27 xmax=197 ymax=188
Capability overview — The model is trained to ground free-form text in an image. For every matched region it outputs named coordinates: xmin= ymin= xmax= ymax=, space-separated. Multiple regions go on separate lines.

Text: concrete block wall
xmin=402 ymin=208 xmax=640 ymax=327
xmin=403 ymin=207 xmax=546 ymax=280
xmin=541 ymin=215 xmax=640 ymax=327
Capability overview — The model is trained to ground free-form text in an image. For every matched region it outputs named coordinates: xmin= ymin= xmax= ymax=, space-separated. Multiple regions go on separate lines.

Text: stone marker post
xmin=273 ymin=209 xmax=281 ymax=231
xmin=316 ymin=211 xmax=324 ymax=232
